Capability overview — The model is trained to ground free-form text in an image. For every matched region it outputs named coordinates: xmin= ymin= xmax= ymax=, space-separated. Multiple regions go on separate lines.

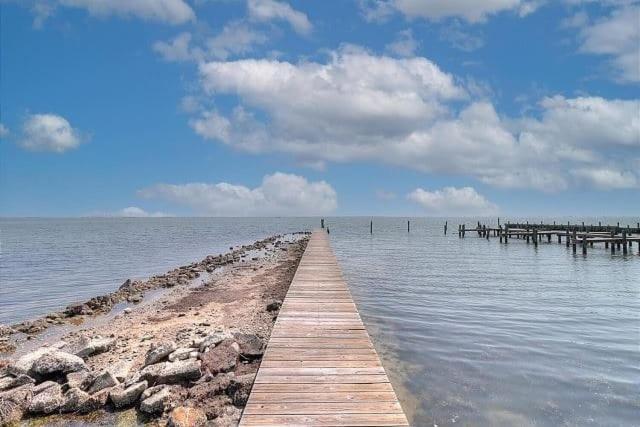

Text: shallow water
xmin=1 ymin=217 xmax=638 ymax=426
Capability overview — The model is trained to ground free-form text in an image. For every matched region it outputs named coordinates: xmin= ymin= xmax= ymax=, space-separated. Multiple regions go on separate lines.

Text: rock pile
xmin=0 ymin=329 xmax=265 ymax=425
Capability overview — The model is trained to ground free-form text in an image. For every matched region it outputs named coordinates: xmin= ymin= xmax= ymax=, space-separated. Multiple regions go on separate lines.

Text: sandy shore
xmin=0 ymin=233 xmax=309 ymax=426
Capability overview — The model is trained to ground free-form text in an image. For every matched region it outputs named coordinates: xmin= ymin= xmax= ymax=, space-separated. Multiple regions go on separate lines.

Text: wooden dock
xmin=239 ymin=231 xmax=409 ymax=426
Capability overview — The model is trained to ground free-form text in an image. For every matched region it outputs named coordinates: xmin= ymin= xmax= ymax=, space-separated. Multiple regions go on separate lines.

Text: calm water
xmin=1 ymin=217 xmax=639 ymax=426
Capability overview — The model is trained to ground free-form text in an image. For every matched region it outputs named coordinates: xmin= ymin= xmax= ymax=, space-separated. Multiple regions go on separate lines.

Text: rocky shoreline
xmin=0 ymin=233 xmax=309 ymax=426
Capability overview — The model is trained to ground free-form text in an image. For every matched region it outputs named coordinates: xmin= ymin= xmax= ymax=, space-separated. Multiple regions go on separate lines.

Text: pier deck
xmin=239 ymin=231 xmax=409 ymax=426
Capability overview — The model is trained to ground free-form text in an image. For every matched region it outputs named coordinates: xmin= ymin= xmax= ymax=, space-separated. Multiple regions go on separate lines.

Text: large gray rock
xmin=111 ymin=359 xmax=134 ymax=382
xmin=144 ymin=341 xmax=177 ymax=366
xmin=87 ymin=370 xmax=119 ymax=394
xmin=141 ymin=360 xmax=201 ymax=385
xmin=61 ymin=387 xmax=90 ymax=413
xmin=75 ymin=337 xmax=116 ymax=359
xmin=66 ymin=370 xmax=94 ymax=391
xmin=109 ymin=380 xmax=147 ymax=409
xmin=0 ymin=374 xmax=34 ymax=391
xmin=8 ymin=347 xmax=52 ymax=376
xmin=31 ymin=350 xmax=87 ymax=376
xmin=139 ymin=386 xmax=172 ymax=414
xmin=0 ymin=384 xmax=33 ymax=425
xmin=28 ymin=382 xmax=63 ymax=414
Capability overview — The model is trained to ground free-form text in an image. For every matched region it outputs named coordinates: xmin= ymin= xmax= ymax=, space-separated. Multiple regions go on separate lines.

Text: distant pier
xmin=458 ymin=221 xmax=640 ymax=255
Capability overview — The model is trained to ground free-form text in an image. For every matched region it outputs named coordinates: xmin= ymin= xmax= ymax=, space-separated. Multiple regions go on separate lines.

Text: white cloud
xmin=154 ymin=23 xmax=268 ymax=63
xmin=385 ymin=29 xmax=419 ymax=57
xmin=247 ymin=0 xmax=312 ymax=35
xmin=408 ymin=186 xmax=499 ymax=215
xmin=190 ymin=47 xmax=639 ymax=192
xmin=0 ymin=123 xmax=9 ymax=138
xmin=440 ymin=22 xmax=485 ymax=51
xmin=207 ymin=21 xmax=268 ymax=60
xmin=577 ymin=5 xmax=640 ymax=83
xmin=57 ymin=0 xmax=195 ymax=25
xmin=359 ymin=0 xmax=539 ymax=23
xmin=571 ymin=168 xmax=639 ymax=189
xmin=116 ymin=207 xmax=170 ymax=217
xmin=19 ymin=113 xmax=85 ymax=153
xmin=138 ymin=172 xmax=337 ymax=216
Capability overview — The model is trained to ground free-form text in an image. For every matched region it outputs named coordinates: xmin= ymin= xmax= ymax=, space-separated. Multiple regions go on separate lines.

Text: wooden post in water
xmin=547 ymin=233 xmax=551 ymax=243
xmin=484 ymin=225 xmax=489 ymax=240
xmin=526 ymin=229 xmax=530 ymax=243
xmin=565 ymin=228 xmax=570 ymax=247
xmin=407 ymin=220 xmax=410 ymax=233
xmin=533 ymin=229 xmax=538 ymax=247
xmin=326 ymin=227 xmax=330 ymax=234
xmin=582 ymin=234 xmax=587 ymax=255
xmin=504 ymin=225 xmax=508 ymax=244
xmin=321 ymin=218 xmax=325 ymax=229
xmin=370 ymin=220 xmax=373 ymax=235
xmin=623 ymin=230 xmax=628 ymax=255
xmin=444 ymin=221 xmax=448 ymax=235
xmin=462 ymin=224 xmax=465 ymax=238
xmin=572 ymin=229 xmax=577 ymax=254
xmin=458 ymin=224 xmax=461 ymax=237
xmin=499 ymin=226 xmax=503 ymax=243
xmin=611 ymin=231 xmax=615 ymax=254
xmin=557 ymin=233 xmax=561 ymax=244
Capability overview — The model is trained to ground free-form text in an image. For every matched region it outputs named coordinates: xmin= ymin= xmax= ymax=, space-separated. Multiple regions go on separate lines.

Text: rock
xmin=65 ymin=303 xmax=93 ymax=316
xmin=198 ymin=332 xmax=230 ymax=352
xmin=123 ymin=308 xmax=132 ymax=314
xmin=75 ymin=337 xmax=116 ymax=359
xmin=266 ymin=300 xmax=281 ymax=312
xmin=31 ymin=350 xmax=87 ymax=376
xmin=87 ymin=370 xmax=119 ymax=394
xmin=141 ymin=360 xmax=201 ymax=385
xmin=227 ymin=373 xmax=255 ymax=407
xmin=168 ymin=406 xmax=208 ymax=427
xmin=200 ymin=339 xmax=238 ymax=375
xmin=66 ymin=370 xmax=94 ymax=391
xmin=168 ymin=347 xmax=197 ymax=362
xmin=144 ymin=341 xmax=177 ymax=366
xmin=0 ymin=384 xmax=33 ymax=425
xmin=78 ymin=388 xmax=110 ymax=413
xmin=119 ymin=279 xmax=133 ymax=290
xmin=8 ymin=347 xmax=52 ymax=376
xmin=162 ymin=360 xmax=201 ymax=385
xmin=235 ymin=334 xmax=264 ymax=360
xmin=0 ymin=374 xmax=34 ymax=391
xmin=109 ymin=380 xmax=147 ymax=409
xmin=61 ymin=387 xmax=90 ymax=413
xmin=28 ymin=382 xmax=63 ymax=414
xmin=111 ymin=359 xmax=134 ymax=382
xmin=139 ymin=386 xmax=172 ymax=414
xmin=32 ymin=381 xmax=57 ymax=394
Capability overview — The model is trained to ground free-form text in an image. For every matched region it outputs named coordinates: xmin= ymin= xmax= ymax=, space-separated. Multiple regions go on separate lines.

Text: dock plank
xmin=239 ymin=231 xmax=409 ymax=426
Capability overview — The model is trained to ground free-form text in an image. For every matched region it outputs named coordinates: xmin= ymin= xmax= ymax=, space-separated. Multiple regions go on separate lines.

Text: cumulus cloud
xmin=189 ymin=47 xmax=639 ymax=192
xmin=0 ymin=123 xmax=9 ymax=138
xmin=19 ymin=113 xmax=85 ymax=153
xmin=359 ymin=0 xmax=539 ymax=23
xmin=408 ymin=186 xmax=499 ymax=215
xmin=385 ymin=29 xmax=419 ymax=57
xmin=247 ymin=0 xmax=312 ymax=35
xmin=577 ymin=5 xmax=640 ymax=83
xmin=138 ymin=172 xmax=337 ymax=216
xmin=31 ymin=0 xmax=195 ymax=26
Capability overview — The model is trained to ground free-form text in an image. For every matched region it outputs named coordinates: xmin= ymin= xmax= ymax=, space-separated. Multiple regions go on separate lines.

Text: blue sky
xmin=1 ymin=0 xmax=639 ymax=217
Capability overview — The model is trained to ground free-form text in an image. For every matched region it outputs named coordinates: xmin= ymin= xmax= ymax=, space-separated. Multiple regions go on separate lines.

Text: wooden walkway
xmin=239 ymin=231 xmax=409 ymax=426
